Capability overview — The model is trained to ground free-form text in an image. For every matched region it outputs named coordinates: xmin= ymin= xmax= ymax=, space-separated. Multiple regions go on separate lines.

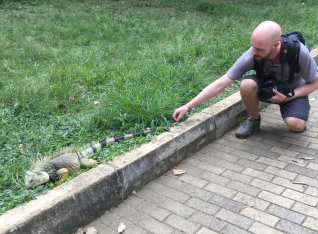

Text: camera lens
xmin=259 ymin=89 xmax=271 ymax=100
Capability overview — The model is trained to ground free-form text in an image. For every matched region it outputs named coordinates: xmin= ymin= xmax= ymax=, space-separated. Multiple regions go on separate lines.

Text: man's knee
xmin=284 ymin=117 xmax=307 ymax=131
xmin=240 ymin=79 xmax=259 ymax=95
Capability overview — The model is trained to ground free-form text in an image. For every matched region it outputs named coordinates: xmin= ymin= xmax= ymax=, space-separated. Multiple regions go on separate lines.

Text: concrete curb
xmin=0 ymin=93 xmax=265 ymax=234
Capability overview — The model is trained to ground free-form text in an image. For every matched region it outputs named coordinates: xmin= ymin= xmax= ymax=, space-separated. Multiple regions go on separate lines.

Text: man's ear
xmin=274 ymin=40 xmax=280 ymax=48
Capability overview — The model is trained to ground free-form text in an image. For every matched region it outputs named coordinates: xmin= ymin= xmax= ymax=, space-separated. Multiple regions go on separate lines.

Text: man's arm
xmin=173 ymin=74 xmax=234 ymax=121
xmin=270 ymin=77 xmax=318 ymax=103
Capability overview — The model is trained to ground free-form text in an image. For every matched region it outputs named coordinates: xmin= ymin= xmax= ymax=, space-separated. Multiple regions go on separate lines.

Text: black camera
xmin=259 ymin=80 xmax=285 ymax=101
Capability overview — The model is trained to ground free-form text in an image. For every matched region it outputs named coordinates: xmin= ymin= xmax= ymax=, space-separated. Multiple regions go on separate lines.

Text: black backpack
xmin=254 ymin=31 xmax=307 ymax=83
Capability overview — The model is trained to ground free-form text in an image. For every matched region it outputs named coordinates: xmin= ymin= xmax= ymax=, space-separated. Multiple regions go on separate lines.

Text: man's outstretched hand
xmin=173 ymin=105 xmax=189 ymax=122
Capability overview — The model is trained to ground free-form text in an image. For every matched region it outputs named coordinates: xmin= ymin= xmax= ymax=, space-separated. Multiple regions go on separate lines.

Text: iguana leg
xmin=80 ymin=158 xmax=97 ymax=167
xmin=56 ymin=168 xmax=69 ymax=179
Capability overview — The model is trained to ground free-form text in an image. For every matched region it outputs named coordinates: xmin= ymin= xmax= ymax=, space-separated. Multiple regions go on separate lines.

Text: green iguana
xmin=25 ymin=128 xmax=152 ymax=189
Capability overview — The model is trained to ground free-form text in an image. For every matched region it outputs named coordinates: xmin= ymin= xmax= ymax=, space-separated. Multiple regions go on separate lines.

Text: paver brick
xmin=136 ymin=188 xmax=167 ymax=206
xmin=269 ymin=146 xmax=299 ymax=157
xmin=229 ymin=149 xmax=259 ymax=161
xmin=243 ymin=139 xmax=272 ymax=150
xmin=215 ymin=208 xmax=254 ymax=229
xmin=137 ymin=201 xmax=171 ymax=221
xmin=123 ymin=195 xmax=144 ymax=208
xmin=305 ymin=186 xmax=318 ymax=197
xmin=261 ymin=138 xmax=290 ymax=149
xmin=295 ymin=175 xmax=318 ymax=188
xmin=236 ymin=158 xmax=267 ymax=171
xmin=281 ymin=137 xmax=309 ymax=147
xmin=249 ymin=222 xmax=285 ymax=234
xmin=240 ymin=207 xmax=279 ymax=227
xmin=284 ymin=163 xmax=318 ymax=178
xmin=276 ymin=219 xmax=317 ymax=234
xmin=278 ymin=155 xmax=308 ymax=167
xmin=256 ymin=157 xmax=287 ymax=169
xmin=282 ymin=189 xmax=318 ymax=206
xmin=164 ymin=214 xmax=201 ymax=234
xmin=191 ymin=211 xmax=227 ymax=232
xmin=138 ymin=215 xmax=174 ymax=234
xmin=303 ymin=217 xmax=318 ymax=232
xmin=183 ymin=157 xmax=201 ymax=167
xmin=193 ymin=151 xmax=245 ymax=172
xmin=288 ymin=144 xmax=318 ymax=156
xmin=271 ymin=176 xmax=305 ymax=192
xmin=157 ymin=175 xmax=214 ymax=201
xmin=210 ymin=150 xmax=240 ymax=162
xmin=307 ymin=162 xmax=318 ymax=171
xmin=233 ymin=192 xmax=269 ymax=211
xmin=195 ymin=227 xmax=218 ymax=234
xmin=84 ymin=220 xmax=118 ymax=234
xmin=195 ymin=161 xmax=226 ymax=175
xmin=199 ymin=170 xmax=231 ymax=186
xmin=249 ymin=148 xmax=280 ymax=159
xmin=221 ymin=224 xmax=252 ymax=234
xmin=97 ymin=211 xmax=148 ymax=234
xmin=266 ymin=204 xmax=305 ymax=225
xmin=200 ymin=142 xmax=233 ymax=154
xmin=209 ymin=194 xmax=245 ymax=213
xmin=222 ymin=170 xmax=253 ymax=184
xmin=264 ymin=166 xmax=297 ymax=180
xmin=160 ymin=198 xmax=195 ymax=217
xmin=250 ymin=179 xmax=284 ymax=195
xmin=204 ymin=182 xmax=237 ymax=198
xmin=214 ymin=138 xmax=254 ymax=152
xmin=292 ymin=202 xmax=318 ymax=219
xmin=258 ymin=191 xmax=295 ymax=209
xmin=110 ymin=203 xmax=145 ymax=223
xmin=299 ymin=135 xmax=318 ymax=144
xmin=242 ymin=168 xmax=274 ymax=181
xmin=147 ymin=180 xmax=190 ymax=203
xmin=227 ymin=180 xmax=261 ymax=197
xmin=185 ymin=197 xmax=220 ymax=215
xmin=178 ymin=174 xmax=209 ymax=188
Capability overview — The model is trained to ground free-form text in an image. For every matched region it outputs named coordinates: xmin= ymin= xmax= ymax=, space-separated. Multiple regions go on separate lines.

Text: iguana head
xmin=25 ymin=170 xmax=50 ymax=189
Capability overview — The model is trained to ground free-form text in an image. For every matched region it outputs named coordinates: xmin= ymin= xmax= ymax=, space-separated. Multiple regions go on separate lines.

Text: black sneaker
xmin=235 ymin=116 xmax=261 ymax=139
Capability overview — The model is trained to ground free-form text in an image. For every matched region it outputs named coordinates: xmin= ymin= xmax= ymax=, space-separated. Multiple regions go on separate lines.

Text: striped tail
xmin=77 ymin=127 xmax=153 ymax=158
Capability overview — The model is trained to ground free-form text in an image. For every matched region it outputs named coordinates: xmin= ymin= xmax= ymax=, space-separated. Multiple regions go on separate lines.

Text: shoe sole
xmin=235 ymin=127 xmax=260 ymax=139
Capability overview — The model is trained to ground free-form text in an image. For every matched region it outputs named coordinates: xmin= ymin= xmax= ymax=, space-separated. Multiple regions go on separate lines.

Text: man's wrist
xmin=283 ymin=96 xmax=288 ymax=104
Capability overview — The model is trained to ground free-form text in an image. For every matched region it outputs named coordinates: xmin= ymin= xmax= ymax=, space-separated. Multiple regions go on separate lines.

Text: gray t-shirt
xmin=226 ymin=43 xmax=318 ymax=90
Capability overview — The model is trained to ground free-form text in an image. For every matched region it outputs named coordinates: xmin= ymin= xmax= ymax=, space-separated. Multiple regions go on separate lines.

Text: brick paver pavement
xmin=85 ymin=91 xmax=318 ymax=234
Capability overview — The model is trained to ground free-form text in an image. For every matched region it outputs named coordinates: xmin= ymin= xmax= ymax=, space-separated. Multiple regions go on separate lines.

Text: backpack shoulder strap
xmin=280 ymin=32 xmax=301 ymax=83
xmin=253 ymin=57 xmax=265 ymax=83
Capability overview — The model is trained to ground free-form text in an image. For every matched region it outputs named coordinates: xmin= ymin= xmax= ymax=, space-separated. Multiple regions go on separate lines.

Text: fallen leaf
xmin=87 ymin=226 xmax=97 ymax=234
xmin=302 ymin=157 xmax=314 ymax=160
xmin=75 ymin=228 xmax=85 ymax=234
xmin=172 ymin=169 xmax=186 ymax=175
xmin=94 ymin=101 xmax=99 ymax=105
xmin=19 ymin=144 xmax=23 ymax=151
xmin=118 ymin=222 xmax=126 ymax=233
xmin=291 ymin=181 xmax=307 ymax=185
xmin=132 ymin=190 xmax=136 ymax=195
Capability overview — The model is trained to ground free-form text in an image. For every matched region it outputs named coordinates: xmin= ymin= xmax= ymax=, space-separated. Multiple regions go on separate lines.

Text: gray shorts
xmin=243 ymin=75 xmax=310 ymax=121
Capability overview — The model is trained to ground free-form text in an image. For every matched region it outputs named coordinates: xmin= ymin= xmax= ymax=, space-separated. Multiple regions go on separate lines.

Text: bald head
xmin=251 ymin=21 xmax=282 ymax=63
xmin=252 ymin=21 xmax=281 ymax=47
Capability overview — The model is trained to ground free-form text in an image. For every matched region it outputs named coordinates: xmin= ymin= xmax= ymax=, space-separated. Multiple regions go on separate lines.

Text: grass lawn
xmin=1 ymin=0 xmax=318 ymax=214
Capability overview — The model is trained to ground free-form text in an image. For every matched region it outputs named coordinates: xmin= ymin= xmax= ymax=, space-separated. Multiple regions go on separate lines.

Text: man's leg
xmin=280 ymin=96 xmax=310 ymax=132
xmin=240 ymin=77 xmax=260 ymax=119
xmin=236 ymin=75 xmax=262 ymax=139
